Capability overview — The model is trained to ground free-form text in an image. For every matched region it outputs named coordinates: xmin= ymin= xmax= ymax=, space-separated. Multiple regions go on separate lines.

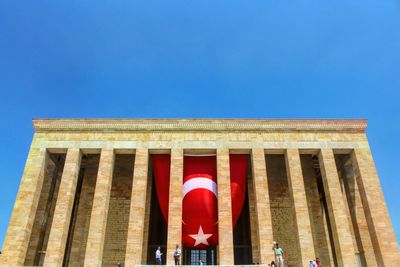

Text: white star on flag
xmin=189 ymin=226 xmax=213 ymax=247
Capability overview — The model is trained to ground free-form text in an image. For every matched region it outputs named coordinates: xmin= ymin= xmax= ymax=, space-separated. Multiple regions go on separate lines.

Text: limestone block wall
xmin=266 ymin=155 xmax=301 ymax=267
xmin=102 ymin=154 xmax=134 ymax=266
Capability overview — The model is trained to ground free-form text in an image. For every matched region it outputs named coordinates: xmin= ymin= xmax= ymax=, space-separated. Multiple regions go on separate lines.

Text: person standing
xmin=316 ymin=258 xmax=322 ymax=267
xmin=174 ymin=244 xmax=181 ymax=265
xmin=156 ymin=246 xmax=163 ymax=265
xmin=272 ymin=241 xmax=284 ymax=267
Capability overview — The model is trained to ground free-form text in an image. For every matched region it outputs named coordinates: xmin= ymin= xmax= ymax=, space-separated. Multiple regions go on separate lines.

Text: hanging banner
xmin=152 ymin=154 xmax=171 ymax=222
xmin=230 ymin=154 xmax=248 ymax=227
xmin=152 ymin=153 xmax=248 ymax=248
xmin=182 ymin=156 xmax=218 ymax=249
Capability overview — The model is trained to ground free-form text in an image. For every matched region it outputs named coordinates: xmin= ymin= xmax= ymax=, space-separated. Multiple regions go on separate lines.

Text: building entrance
xmin=183 ymin=248 xmax=217 ymax=265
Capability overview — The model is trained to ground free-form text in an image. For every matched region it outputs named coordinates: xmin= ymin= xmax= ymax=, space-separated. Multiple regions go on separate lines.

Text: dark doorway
xmin=183 ymin=247 xmax=217 ymax=265
xmin=233 ymin=179 xmax=253 ymax=264
xmin=146 ymin=170 xmax=168 ymax=264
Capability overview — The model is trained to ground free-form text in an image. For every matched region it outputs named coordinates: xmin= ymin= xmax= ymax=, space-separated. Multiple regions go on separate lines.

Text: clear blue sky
xmin=0 ymin=1 xmax=399 ymax=249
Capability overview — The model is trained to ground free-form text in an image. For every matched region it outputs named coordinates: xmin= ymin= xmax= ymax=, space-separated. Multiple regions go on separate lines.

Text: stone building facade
xmin=0 ymin=119 xmax=399 ymax=267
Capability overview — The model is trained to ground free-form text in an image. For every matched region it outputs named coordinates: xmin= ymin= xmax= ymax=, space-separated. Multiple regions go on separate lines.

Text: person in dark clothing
xmin=173 ymin=244 xmax=181 ymax=265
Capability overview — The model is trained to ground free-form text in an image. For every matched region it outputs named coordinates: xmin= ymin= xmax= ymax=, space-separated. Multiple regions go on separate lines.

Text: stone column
xmin=251 ymin=148 xmax=275 ymax=264
xmin=285 ymin=149 xmax=315 ymax=266
xmin=337 ymin=155 xmax=377 ymax=266
xmin=0 ymin=145 xmax=47 ymax=266
xmin=125 ymin=148 xmax=149 ymax=267
xmin=247 ymin=170 xmax=260 ymax=264
xmin=166 ymin=149 xmax=183 ymax=265
xmin=83 ymin=149 xmax=115 ymax=267
xmin=141 ymin=164 xmax=154 ymax=263
xmin=43 ymin=148 xmax=81 ymax=267
xmin=318 ymin=149 xmax=357 ymax=267
xmin=216 ymin=148 xmax=234 ymax=265
xmin=352 ymin=147 xmax=400 ymax=266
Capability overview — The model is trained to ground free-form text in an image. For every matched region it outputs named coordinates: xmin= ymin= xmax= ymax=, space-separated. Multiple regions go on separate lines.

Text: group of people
xmin=154 ymin=242 xmax=321 ymax=267
xmin=308 ymin=258 xmax=322 ymax=267
xmin=155 ymin=245 xmax=181 ymax=265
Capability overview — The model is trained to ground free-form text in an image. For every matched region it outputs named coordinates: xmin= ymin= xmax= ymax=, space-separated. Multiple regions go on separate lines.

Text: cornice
xmin=33 ymin=119 xmax=367 ymax=133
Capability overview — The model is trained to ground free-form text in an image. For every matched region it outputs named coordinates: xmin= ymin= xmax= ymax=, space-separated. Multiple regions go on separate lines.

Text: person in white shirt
xmin=174 ymin=244 xmax=181 ymax=265
xmin=155 ymin=246 xmax=163 ymax=265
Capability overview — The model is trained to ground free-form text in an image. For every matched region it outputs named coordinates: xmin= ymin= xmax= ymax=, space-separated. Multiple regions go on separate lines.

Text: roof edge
xmin=32 ymin=119 xmax=368 ymax=133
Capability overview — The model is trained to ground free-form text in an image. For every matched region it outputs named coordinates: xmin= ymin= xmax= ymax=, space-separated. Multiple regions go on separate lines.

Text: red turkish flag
xmin=230 ymin=154 xmax=248 ymax=227
xmin=152 ymin=153 xmax=248 ymax=249
xmin=152 ymin=154 xmax=171 ymax=222
xmin=182 ymin=156 xmax=218 ymax=249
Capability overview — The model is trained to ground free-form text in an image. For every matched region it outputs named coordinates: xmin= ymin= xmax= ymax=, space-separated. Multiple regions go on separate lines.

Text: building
xmin=0 ymin=119 xmax=399 ymax=267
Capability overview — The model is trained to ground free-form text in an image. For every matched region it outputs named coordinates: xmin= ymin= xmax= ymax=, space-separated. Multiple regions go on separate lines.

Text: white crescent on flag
xmin=182 ymin=177 xmax=217 ymax=198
